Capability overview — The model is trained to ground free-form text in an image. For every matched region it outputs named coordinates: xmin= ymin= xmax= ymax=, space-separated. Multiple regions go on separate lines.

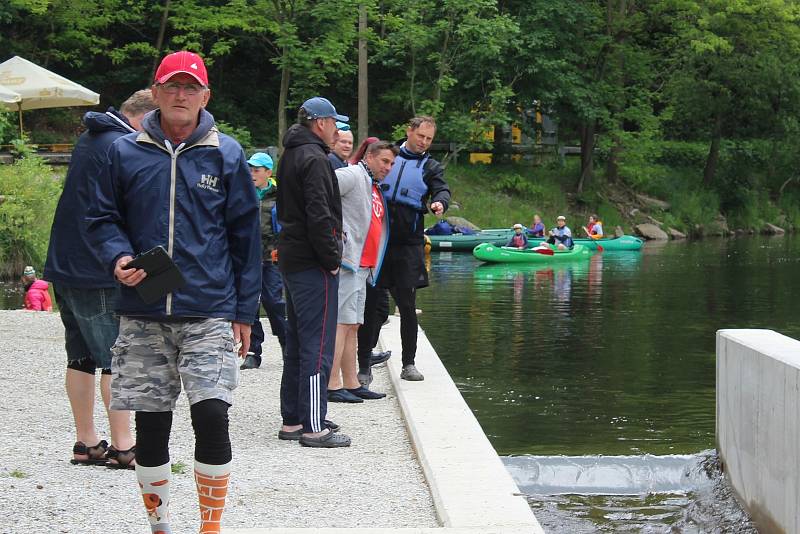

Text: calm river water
xmin=416 ymin=235 xmax=799 ymax=532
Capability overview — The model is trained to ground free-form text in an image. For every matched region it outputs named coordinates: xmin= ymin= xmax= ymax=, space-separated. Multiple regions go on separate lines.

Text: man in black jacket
xmin=276 ymin=97 xmax=351 ymax=448
xmin=377 ymin=116 xmax=450 ymax=381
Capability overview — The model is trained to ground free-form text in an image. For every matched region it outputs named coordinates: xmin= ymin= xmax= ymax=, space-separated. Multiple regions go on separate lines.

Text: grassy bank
xmin=426 ymin=158 xmax=798 ymax=237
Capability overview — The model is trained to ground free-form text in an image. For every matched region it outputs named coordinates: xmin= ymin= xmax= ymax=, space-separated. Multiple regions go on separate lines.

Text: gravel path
xmin=0 ymin=310 xmax=438 ymax=534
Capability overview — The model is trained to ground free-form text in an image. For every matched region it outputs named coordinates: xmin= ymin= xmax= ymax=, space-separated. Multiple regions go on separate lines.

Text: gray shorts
xmin=109 ymin=317 xmax=238 ymax=411
xmin=337 ymin=268 xmax=369 ymax=324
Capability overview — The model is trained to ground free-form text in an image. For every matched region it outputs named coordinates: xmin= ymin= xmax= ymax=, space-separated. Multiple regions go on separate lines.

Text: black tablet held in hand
xmin=125 ymin=246 xmax=186 ymax=304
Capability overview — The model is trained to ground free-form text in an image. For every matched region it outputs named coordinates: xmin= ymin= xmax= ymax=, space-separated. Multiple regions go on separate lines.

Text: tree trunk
xmin=432 ymin=16 xmax=453 ymax=104
xmin=578 ymin=121 xmax=595 ymax=193
xmin=606 ymin=137 xmax=620 ymax=183
xmin=357 ymin=4 xmax=368 ymax=144
xmin=703 ymin=113 xmax=723 ymax=187
xmin=277 ymin=51 xmax=291 ymax=155
xmin=152 ymin=0 xmax=171 ymax=79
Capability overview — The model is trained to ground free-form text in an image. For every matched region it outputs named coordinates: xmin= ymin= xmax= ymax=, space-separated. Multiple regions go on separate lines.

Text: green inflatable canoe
xmin=428 ymin=229 xmax=512 ymax=251
xmin=571 ymin=235 xmax=644 ymax=251
xmin=473 ymin=243 xmax=593 ymax=263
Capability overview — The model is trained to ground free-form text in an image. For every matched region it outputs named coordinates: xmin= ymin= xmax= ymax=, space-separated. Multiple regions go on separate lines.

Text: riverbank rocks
xmin=668 ymin=227 xmax=687 ymax=240
xmin=763 ymin=223 xmax=785 ymax=235
xmin=704 ymin=215 xmax=731 ymax=236
xmin=614 ymin=226 xmax=625 ymax=238
xmin=445 ymin=216 xmax=482 ymax=231
xmin=635 ymin=193 xmax=671 ymax=211
xmin=635 ymin=223 xmax=669 ymax=240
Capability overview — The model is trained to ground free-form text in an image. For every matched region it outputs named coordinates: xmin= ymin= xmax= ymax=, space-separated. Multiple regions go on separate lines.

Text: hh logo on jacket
xmin=198 ymin=174 xmax=220 ymax=192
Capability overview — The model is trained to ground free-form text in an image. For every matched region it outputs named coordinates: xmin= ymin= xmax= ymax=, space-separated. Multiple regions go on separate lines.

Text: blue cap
xmin=301 ymin=97 xmax=349 ymax=122
xmin=336 ymin=121 xmax=351 ymax=131
xmin=247 ymin=152 xmax=274 ymax=169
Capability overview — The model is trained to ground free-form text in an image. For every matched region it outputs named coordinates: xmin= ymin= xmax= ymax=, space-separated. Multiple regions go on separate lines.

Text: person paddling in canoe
xmin=528 ymin=214 xmax=545 ymax=238
xmin=546 ymin=215 xmax=574 ymax=250
xmin=582 ymin=214 xmax=604 ymax=239
xmin=506 ymin=223 xmax=529 ymax=249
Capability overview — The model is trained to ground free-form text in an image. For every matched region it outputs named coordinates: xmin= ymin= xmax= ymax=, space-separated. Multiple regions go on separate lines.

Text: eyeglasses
xmin=158 ymin=82 xmax=206 ymax=95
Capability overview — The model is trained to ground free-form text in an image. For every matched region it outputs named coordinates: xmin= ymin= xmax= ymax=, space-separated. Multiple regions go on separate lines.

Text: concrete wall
xmin=717 ymin=329 xmax=800 ymax=534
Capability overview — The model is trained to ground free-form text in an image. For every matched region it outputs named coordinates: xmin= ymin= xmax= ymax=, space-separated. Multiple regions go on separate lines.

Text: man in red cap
xmin=87 ymin=50 xmax=261 ymax=534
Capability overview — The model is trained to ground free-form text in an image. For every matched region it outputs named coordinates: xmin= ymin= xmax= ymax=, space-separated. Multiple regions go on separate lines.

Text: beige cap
xmin=557 ymin=215 xmax=566 ymax=221
xmin=513 ymin=223 xmax=524 ymax=229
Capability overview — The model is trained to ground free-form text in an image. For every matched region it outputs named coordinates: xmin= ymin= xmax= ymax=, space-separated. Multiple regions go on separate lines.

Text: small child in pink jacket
xmin=22 ymin=266 xmax=52 ymax=311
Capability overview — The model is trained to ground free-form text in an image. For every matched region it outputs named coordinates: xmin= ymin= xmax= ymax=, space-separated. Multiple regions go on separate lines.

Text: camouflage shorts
xmin=109 ymin=317 xmax=239 ymax=411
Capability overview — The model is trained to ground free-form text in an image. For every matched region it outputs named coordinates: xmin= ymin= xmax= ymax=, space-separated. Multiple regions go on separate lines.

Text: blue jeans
xmin=279 ymin=268 xmax=339 ymax=433
xmin=54 ymin=284 xmax=120 ymax=370
xmin=249 ymin=261 xmax=287 ymax=364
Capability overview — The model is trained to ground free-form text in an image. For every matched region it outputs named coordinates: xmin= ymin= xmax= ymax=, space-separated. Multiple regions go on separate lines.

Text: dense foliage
xmin=3 ymin=0 xmax=800 ymax=230
xmin=0 ymin=157 xmax=62 ymax=278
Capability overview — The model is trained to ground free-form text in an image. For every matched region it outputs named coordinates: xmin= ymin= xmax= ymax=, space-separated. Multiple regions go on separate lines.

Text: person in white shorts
xmin=328 ymin=141 xmax=397 ymax=402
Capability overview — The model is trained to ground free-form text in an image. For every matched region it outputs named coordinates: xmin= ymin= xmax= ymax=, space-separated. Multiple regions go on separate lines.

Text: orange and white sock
xmin=136 ymin=463 xmax=172 ymax=534
xmin=194 ymin=460 xmax=231 ymax=534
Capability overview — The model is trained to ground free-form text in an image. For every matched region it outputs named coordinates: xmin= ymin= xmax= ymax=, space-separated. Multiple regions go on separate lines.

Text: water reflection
xmin=417 ymin=236 xmax=800 ymax=457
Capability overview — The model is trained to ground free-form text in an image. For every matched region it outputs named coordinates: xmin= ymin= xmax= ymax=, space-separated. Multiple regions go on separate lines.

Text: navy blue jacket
xmin=86 ymin=109 xmax=261 ymax=323
xmin=44 ymin=109 xmax=135 ymax=288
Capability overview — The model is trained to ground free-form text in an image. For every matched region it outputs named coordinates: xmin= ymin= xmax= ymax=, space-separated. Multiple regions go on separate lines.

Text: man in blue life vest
xmin=377 ymin=116 xmax=451 ymax=381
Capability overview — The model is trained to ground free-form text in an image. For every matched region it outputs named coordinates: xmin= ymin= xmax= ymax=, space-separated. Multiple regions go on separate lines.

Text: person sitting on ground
xmin=506 ymin=224 xmax=528 ymax=249
xmin=22 ymin=266 xmax=52 ymax=311
xmin=242 ymin=152 xmax=288 ymax=371
xmin=547 ymin=215 xmax=574 ymax=250
xmin=528 ymin=214 xmax=545 ymax=237
xmin=583 ymin=214 xmax=604 ymax=239
xmin=328 ymin=140 xmax=397 ymax=403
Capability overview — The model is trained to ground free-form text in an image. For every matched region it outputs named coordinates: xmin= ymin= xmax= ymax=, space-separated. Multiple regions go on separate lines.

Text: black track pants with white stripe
xmin=280 ymin=268 xmax=339 ymax=433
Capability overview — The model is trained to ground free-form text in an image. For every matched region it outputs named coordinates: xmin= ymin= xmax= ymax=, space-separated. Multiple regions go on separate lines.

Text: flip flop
xmin=70 ymin=440 xmax=108 ymax=466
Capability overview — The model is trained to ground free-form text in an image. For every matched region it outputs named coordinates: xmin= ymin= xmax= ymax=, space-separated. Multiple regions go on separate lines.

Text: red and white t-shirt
xmin=360 ymin=185 xmax=384 ymax=268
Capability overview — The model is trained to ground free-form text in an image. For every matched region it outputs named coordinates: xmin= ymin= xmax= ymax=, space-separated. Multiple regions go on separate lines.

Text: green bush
xmin=657 ymin=141 xmax=708 ymax=168
xmin=0 ymin=157 xmax=62 ymax=279
xmin=216 ymin=120 xmax=254 ymax=152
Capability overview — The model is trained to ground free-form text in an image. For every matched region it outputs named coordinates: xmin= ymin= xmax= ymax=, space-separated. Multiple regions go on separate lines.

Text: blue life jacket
xmin=271 ymin=204 xmax=282 ymax=234
xmin=426 ymin=219 xmax=454 ymax=235
xmin=381 ymin=152 xmax=429 ymax=210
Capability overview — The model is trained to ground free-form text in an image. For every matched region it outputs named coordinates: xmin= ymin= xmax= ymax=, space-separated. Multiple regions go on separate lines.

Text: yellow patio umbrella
xmin=0 ymin=56 xmax=99 ymax=138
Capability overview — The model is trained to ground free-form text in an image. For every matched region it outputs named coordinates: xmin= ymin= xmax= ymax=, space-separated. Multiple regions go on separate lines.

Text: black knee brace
xmin=135 ymin=411 xmax=173 ymax=467
xmin=67 ymin=358 xmax=96 ymax=375
xmin=190 ymin=399 xmax=231 ymax=464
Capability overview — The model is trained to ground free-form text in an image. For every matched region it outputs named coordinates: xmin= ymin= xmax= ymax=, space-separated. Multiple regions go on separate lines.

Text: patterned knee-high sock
xmin=136 ymin=463 xmax=172 ymax=534
xmin=195 ymin=460 xmax=231 ymax=533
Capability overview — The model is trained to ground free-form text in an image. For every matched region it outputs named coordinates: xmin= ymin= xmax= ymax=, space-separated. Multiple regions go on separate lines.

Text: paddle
xmin=532 ymin=246 xmax=554 ymax=256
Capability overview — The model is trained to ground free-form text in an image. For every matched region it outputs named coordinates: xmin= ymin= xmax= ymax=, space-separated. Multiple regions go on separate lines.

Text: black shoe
xmin=278 ymin=420 xmax=340 ymax=441
xmin=327 ymin=389 xmax=364 ymax=403
xmin=299 ymin=430 xmax=351 ymax=448
xmin=347 ymin=386 xmax=386 ymax=400
xmin=369 ymin=350 xmax=392 ymax=367
xmin=239 ymin=353 xmax=260 ymax=370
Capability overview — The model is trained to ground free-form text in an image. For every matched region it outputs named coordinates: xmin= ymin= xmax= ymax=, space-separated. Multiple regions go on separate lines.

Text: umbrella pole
xmin=17 ymin=104 xmax=23 ymax=139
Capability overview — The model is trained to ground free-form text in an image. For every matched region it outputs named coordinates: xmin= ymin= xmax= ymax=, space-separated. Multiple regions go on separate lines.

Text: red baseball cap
xmin=154 ymin=51 xmax=209 ymax=86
